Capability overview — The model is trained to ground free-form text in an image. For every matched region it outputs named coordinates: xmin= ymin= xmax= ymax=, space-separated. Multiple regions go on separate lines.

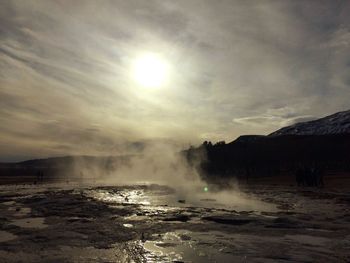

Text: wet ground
xmin=0 ymin=183 xmax=350 ymax=262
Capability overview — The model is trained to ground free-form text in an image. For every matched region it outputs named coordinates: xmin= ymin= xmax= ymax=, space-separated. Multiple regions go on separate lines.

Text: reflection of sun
xmin=132 ymin=53 xmax=169 ymax=88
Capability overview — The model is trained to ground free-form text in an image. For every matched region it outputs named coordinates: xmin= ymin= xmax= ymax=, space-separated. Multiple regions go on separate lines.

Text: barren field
xmin=0 ymin=183 xmax=350 ymax=262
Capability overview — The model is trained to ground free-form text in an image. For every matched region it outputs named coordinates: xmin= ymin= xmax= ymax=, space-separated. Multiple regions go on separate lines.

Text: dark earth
xmin=0 ymin=183 xmax=350 ymax=262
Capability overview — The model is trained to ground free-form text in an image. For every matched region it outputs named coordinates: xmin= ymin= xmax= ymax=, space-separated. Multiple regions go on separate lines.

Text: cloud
xmin=0 ymin=0 xmax=349 ymax=161
xmin=232 ymin=106 xmax=315 ymax=134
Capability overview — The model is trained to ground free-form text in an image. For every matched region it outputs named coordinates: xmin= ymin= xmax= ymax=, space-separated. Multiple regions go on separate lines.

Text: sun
xmin=132 ymin=53 xmax=169 ymax=88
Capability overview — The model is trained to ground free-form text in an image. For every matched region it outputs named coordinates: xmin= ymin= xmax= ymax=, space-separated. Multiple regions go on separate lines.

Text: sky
xmin=0 ymin=0 xmax=350 ymax=161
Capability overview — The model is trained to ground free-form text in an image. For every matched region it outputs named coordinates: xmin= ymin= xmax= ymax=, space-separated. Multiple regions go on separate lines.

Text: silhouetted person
xmin=314 ymin=166 xmax=324 ymax=187
xmin=35 ymin=171 xmax=41 ymax=185
xmin=296 ymin=164 xmax=324 ymax=187
xmin=295 ymin=168 xmax=304 ymax=186
xmin=40 ymin=171 xmax=44 ymax=182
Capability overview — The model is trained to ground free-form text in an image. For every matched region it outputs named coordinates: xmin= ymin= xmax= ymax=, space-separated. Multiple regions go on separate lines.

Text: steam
xmin=66 ymin=142 xmax=274 ymax=211
xmin=66 ymin=141 xmax=205 ymax=201
xmin=65 ymin=141 xmax=204 ymax=187
xmin=104 ymin=142 xmax=207 ymax=204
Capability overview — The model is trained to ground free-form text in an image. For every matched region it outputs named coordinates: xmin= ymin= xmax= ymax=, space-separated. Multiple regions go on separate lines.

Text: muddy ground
xmin=0 ymin=183 xmax=350 ymax=262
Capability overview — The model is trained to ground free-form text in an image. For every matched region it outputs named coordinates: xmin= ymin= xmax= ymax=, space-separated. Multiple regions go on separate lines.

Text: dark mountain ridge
xmin=0 ymin=155 xmax=132 ymax=182
xmin=186 ymin=110 xmax=350 ymax=186
xmin=269 ymin=109 xmax=350 ymax=136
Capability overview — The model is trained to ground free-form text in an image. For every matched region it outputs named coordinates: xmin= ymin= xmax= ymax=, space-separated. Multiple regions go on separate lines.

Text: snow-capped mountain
xmin=269 ymin=110 xmax=350 ymax=136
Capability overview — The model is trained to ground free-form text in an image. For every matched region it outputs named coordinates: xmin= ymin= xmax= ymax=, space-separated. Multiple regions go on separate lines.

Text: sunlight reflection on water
xmin=83 ymin=184 xmax=277 ymax=213
xmin=143 ymin=230 xmax=243 ymax=263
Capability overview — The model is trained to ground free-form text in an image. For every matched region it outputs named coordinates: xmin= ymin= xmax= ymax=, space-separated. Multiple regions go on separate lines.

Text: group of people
xmin=295 ymin=165 xmax=324 ymax=187
xmin=34 ymin=171 xmax=44 ymax=184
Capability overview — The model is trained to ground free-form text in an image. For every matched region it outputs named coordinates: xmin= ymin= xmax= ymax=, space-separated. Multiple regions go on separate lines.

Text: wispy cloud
xmin=0 ymin=0 xmax=349 ymax=161
xmin=232 ymin=106 xmax=315 ymax=134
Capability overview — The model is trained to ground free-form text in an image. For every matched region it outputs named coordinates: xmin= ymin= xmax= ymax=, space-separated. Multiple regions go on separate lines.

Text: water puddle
xmin=0 ymin=251 xmax=38 ymax=262
xmin=124 ymin=214 xmax=149 ymax=221
xmin=85 ymin=188 xmax=152 ymax=205
xmin=8 ymin=206 xmax=32 ymax=217
xmin=2 ymin=201 xmax=16 ymax=206
xmin=85 ymin=186 xmax=276 ymax=215
xmin=142 ymin=231 xmax=335 ymax=262
xmin=285 ymin=234 xmax=331 ymax=246
xmin=143 ymin=230 xmax=239 ymax=262
xmin=10 ymin=217 xmax=47 ymax=229
xmin=0 ymin=231 xmax=17 ymax=242
xmin=58 ymin=244 xmax=137 ymax=262
xmin=305 ymin=228 xmax=333 ymax=233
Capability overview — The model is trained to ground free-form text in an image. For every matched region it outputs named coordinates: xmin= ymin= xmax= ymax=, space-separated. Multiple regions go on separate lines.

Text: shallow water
xmin=285 ymin=234 xmax=331 ymax=246
xmin=0 ymin=231 xmax=17 ymax=242
xmin=143 ymin=230 xmax=244 ymax=262
xmin=10 ymin=217 xmax=47 ymax=229
xmin=84 ymin=184 xmax=277 ymax=212
xmin=0 ymin=183 xmax=349 ymax=262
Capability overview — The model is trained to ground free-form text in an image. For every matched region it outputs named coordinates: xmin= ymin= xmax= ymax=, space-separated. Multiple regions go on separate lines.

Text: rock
xmin=163 ymin=214 xmax=190 ymax=222
xmin=265 ymin=217 xmax=301 ymax=229
xmin=202 ymin=215 xmax=252 ymax=225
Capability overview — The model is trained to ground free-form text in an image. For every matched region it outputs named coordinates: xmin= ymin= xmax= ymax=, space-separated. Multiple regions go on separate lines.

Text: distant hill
xmin=269 ymin=110 xmax=350 ymax=136
xmin=186 ymin=110 xmax=350 ymax=186
xmin=0 ymin=155 xmax=132 ymax=181
xmin=0 ymin=155 xmax=130 ymax=168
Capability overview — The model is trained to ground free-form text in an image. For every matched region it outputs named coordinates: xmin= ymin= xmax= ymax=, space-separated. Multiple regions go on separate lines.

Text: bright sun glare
xmin=133 ymin=53 xmax=169 ymax=88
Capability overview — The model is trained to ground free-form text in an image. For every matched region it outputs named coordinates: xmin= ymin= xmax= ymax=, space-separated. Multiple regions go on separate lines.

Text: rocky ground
xmin=0 ymin=183 xmax=350 ymax=262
